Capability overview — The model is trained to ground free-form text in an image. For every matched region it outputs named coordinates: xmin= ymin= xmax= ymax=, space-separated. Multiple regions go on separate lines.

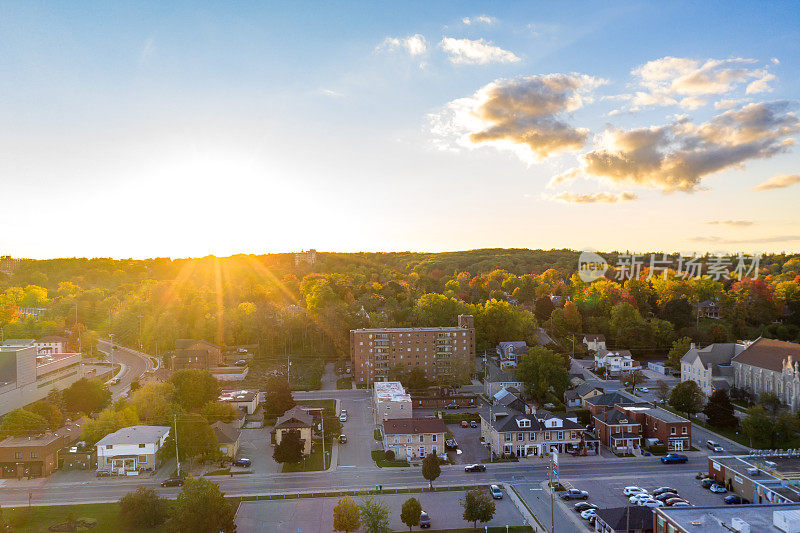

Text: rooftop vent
xmin=731 ymin=517 xmax=751 ymax=533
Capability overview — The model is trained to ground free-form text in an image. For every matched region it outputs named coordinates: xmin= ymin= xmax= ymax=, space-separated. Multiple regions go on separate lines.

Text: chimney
xmin=690 ymin=343 xmax=696 ymax=350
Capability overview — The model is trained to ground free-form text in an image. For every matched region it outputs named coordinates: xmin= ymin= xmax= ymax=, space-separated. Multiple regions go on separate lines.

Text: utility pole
xmin=549 ymin=458 xmax=555 ymax=533
xmin=287 ymin=353 xmax=291 ymax=386
xmin=174 ymin=414 xmax=181 ymax=477
xmin=320 ymin=413 xmax=326 ymax=470
xmin=137 ymin=316 xmax=143 ymax=351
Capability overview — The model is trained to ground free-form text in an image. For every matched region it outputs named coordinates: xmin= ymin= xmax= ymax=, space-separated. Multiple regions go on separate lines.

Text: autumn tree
xmin=273 ymin=429 xmax=304 ymax=464
xmin=332 ymin=496 xmax=361 ymax=532
xmin=170 ymin=369 xmax=220 ymax=411
xmin=25 ymin=400 xmax=63 ymax=430
xmin=516 ymin=347 xmax=570 ymax=402
xmin=63 ymin=378 xmax=111 ymax=414
xmin=400 ymin=497 xmax=422 ymax=531
xmin=358 ymin=497 xmax=390 ymax=533
xmin=171 ymin=477 xmax=235 ymax=533
xmin=421 ymin=453 xmax=441 ymax=490
xmin=669 ymin=380 xmax=705 ymax=419
xmin=668 ymin=336 xmax=693 ymax=368
xmin=462 ymin=488 xmax=496 ymax=528
xmin=0 ymin=409 xmax=49 ymax=437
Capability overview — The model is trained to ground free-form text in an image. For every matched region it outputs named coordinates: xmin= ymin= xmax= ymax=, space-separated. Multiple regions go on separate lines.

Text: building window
xmin=682 ymin=426 xmax=687 ymax=434
xmin=529 ymin=432 xmax=536 ymax=441
xmin=107 ymin=458 xmax=112 ymax=464
xmin=557 ymin=432 xmax=563 ymax=440
xmin=505 ymin=434 xmax=512 ymax=442
xmin=14 ymin=452 xmax=23 ymax=459
xmin=431 ymin=434 xmax=437 ymax=442
xmin=545 ymin=432 xmax=551 ymax=440
xmin=30 ymin=452 xmax=38 ymax=459
xmin=139 ymin=443 xmax=146 ymax=448
xmin=138 ymin=455 xmax=147 ymax=463
xmin=671 ymin=427 xmax=676 ymax=435
xmin=518 ymin=433 xmax=524 ymax=441
xmin=419 ymin=447 xmax=425 ymax=457
xmin=106 ymin=445 xmax=113 ymax=450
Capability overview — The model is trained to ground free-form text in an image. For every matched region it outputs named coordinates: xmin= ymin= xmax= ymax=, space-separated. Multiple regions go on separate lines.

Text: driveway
xmin=447 ymin=423 xmax=487 ymax=464
xmin=337 ymin=395 xmax=377 ymax=468
xmin=238 ymin=426 xmax=281 ymax=474
xmin=235 ymin=489 xmax=525 ymax=533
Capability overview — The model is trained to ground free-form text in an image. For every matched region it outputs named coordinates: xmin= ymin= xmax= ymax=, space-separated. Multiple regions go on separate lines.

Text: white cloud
xmin=378 ymin=34 xmax=428 ymax=57
xmin=318 ymin=88 xmax=343 ymax=98
xmin=704 ymin=220 xmax=754 ymax=226
xmin=462 ymin=15 xmax=497 ymax=25
xmin=429 ymin=73 xmax=603 ymax=160
xmin=753 ymin=173 xmax=800 ymax=191
xmin=548 ymin=191 xmax=637 ymax=204
xmin=139 ymin=37 xmax=156 ymax=65
xmin=440 ymin=37 xmax=520 ymax=65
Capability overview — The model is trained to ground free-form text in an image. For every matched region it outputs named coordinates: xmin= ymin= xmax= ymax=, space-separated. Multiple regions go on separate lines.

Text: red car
xmin=161 ymin=477 xmax=185 ymax=487
xmin=460 ymin=420 xmax=469 ymax=428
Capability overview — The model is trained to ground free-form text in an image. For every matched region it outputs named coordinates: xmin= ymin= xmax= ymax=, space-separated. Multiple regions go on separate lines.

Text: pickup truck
xmin=560 ymin=489 xmax=589 ymax=500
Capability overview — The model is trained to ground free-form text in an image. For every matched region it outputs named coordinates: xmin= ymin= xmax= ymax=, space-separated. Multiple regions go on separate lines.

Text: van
xmin=706 ymin=440 xmax=724 ymax=452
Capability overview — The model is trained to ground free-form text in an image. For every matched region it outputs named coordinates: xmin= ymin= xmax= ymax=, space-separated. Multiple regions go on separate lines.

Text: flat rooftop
xmin=623 ymin=405 xmax=688 ymax=423
xmin=657 ymin=503 xmax=800 ymax=532
xmin=219 ymin=389 xmax=259 ymax=402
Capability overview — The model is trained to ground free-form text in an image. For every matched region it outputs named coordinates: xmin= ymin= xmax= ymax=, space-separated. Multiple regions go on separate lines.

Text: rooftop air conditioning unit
xmin=774 ymin=509 xmax=800 ymax=533
xmin=731 ymin=518 xmax=751 ymax=533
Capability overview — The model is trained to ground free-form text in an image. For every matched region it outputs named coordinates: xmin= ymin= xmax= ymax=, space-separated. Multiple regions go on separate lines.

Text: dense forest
xmin=1 ymin=249 xmax=799 ymax=364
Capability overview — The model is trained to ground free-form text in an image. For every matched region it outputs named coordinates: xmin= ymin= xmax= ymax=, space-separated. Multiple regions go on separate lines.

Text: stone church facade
xmin=732 ymin=337 xmax=800 ymax=411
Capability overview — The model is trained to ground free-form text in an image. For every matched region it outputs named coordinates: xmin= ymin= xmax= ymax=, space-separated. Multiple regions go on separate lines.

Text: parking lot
xmin=237 ymin=426 xmax=282 ymax=474
xmin=235 ymin=488 xmax=525 ymax=533
xmin=447 ymin=422 xmax=486 ymax=464
xmin=337 ymin=395 xmax=377 ymax=467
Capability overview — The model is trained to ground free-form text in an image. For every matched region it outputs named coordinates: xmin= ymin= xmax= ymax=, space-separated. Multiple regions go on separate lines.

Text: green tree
xmin=610 ymin=303 xmax=652 ymax=351
xmin=461 ymin=488 xmax=496 ymax=528
xmin=171 ymin=477 xmax=235 ymax=533
xmin=667 ymin=337 xmax=693 ymax=368
xmin=421 ymin=453 xmax=441 ymax=490
xmin=119 ymin=486 xmax=169 ymax=528
xmin=0 ymin=409 xmax=48 ymax=437
xmin=516 ymin=347 xmax=570 ymax=402
xmin=400 ymin=497 xmax=422 ymax=531
xmin=534 ymin=295 xmax=555 ymax=322
xmin=169 ymin=369 xmax=220 ymax=412
xmin=130 ymin=382 xmax=176 ymax=426
xmin=63 ymin=378 xmax=111 ymax=414
xmin=163 ymin=413 xmax=218 ymax=461
xmin=263 ymin=374 xmax=295 ymax=416
xmin=332 ymin=496 xmax=361 ymax=533
xmin=655 ymin=380 xmax=671 ymax=404
xmin=25 ymin=400 xmax=63 ymax=430
xmin=406 ymin=367 xmax=429 ymax=390
xmin=200 ymin=401 xmax=238 ymax=425
xmin=358 ymin=497 xmax=390 ymax=533
xmin=668 ymin=381 xmax=706 ymax=419
xmin=273 ymin=429 xmax=304 ymax=464
xmin=81 ymin=405 xmax=140 ymax=443
xmin=703 ymin=389 xmax=738 ymax=429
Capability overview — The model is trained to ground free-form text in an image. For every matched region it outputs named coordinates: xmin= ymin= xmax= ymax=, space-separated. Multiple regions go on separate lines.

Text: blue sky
xmin=1 ymin=1 xmax=799 ymax=258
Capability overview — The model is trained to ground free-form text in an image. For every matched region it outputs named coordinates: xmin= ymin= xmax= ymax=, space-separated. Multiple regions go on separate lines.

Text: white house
xmin=34 ymin=336 xmax=68 ymax=356
xmin=373 ymin=381 xmax=412 ymax=424
xmin=95 ymin=426 xmax=170 ymax=474
xmin=594 ymin=349 xmax=636 ymax=377
xmin=582 ymin=334 xmax=606 ymax=352
xmin=680 ymin=343 xmax=745 ymax=395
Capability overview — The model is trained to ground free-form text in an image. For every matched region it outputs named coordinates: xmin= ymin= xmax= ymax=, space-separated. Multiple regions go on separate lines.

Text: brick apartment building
xmin=0 ymin=417 xmax=87 ymax=478
xmin=350 ymin=315 xmax=475 ymax=385
xmin=592 ymin=402 xmax=692 ymax=452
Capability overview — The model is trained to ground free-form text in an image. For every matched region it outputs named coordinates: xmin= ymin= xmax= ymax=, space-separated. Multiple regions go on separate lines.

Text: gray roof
xmin=275 ymin=406 xmax=315 ymax=429
xmin=681 ymin=343 xmax=744 ymax=369
xmin=575 ymin=383 xmax=602 ymax=397
xmin=482 ymin=407 xmax=582 ymax=433
xmin=656 ymin=504 xmax=800 ymax=533
xmin=595 ymin=506 xmax=653 ymax=530
xmin=1 ymin=339 xmax=35 ymax=346
xmin=95 ymin=425 xmax=170 ymax=446
xmin=212 ymin=421 xmax=240 ymax=443
xmin=584 ymin=391 xmax=637 ymax=408
xmin=536 ymin=328 xmax=555 ymax=346
xmin=596 ymin=409 xmax=639 ymax=426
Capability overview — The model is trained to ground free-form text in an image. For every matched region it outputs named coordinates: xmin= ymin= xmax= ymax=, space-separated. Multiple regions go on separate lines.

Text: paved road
xmin=96 ymin=340 xmax=152 ymax=399
xmin=0 ymin=454 xmax=704 ymax=507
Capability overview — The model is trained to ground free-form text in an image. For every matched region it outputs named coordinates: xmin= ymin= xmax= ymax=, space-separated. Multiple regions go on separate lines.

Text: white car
xmin=639 ymin=499 xmax=664 ymax=507
xmin=629 ymin=493 xmax=652 ymax=504
xmin=638 ymin=387 xmax=650 ymax=393
xmin=339 ymin=412 xmax=347 ymax=422
xmin=580 ymin=509 xmax=597 ymax=520
xmin=623 ymin=486 xmax=647 ymax=496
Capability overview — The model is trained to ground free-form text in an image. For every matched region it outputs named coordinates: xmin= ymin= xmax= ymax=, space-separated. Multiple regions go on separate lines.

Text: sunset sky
xmin=2 ymin=1 xmax=799 ymax=259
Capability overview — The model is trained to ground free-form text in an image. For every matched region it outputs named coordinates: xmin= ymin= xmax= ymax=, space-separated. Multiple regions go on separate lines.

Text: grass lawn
xmin=336 ymin=377 xmax=352 ymax=389
xmin=374 ymin=428 xmax=382 ymax=441
xmin=371 ymin=449 xmax=410 ymax=468
xmin=282 ymin=437 xmax=333 ymax=472
xmin=441 ymin=412 xmax=480 ymax=424
xmin=298 ymin=399 xmax=336 ymax=415
xmin=5 ymin=503 xmax=170 ymax=533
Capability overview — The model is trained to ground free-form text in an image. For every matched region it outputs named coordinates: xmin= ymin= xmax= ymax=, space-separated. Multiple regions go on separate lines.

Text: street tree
xmin=400 ymin=497 xmax=421 ymax=531
xmin=119 ymin=486 xmax=169 ymax=528
xmin=421 ymin=453 xmax=441 ymax=490
xmin=62 ymin=378 xmax=111 ymax=414
xmin=169 ymin=369 xmax=220 ymax=412
xmin=25 ymin=400 xmax=63 ymax=430
xmin=742 ymin=403 xmax=799 ymax=448
xmin=81 ymin=405 xmax=140 ymax=444
xmin=358 ymin=497 xmax=390 ymax=533
xmin=273 ymin=429 xmax=305 ymax=464
xmin=263 ymin=374 xmax=295 ymax=417
xmin=171 ymin=477 xmax=236 ymax=533
xmin=130 ymin=382 xmax=176 ymax=426
xmin=668 ymin=380 xmax=705 ymax=419
xmin=462 ymin=488 xmax=496 ymax=528
xmin=0 ymin=409 xmax=48 ymax=437
xmin=655 ymin=380 xmax=671 ymax=404
xmin=332 ymin=496 xmax=361 ymax=532
xmin=516 ymin=347 xmax=570 ymax=402
xmin=703 ymin=389 xmax=738 ymax=429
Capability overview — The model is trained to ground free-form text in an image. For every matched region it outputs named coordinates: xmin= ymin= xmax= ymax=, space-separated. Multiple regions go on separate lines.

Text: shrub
xmin=384 ymin=449 xmax=395 ymax=461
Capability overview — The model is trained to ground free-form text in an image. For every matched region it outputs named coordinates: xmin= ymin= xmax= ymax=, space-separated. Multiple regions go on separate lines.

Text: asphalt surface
xmin=96 ymin=339 xmax=152 ymax=399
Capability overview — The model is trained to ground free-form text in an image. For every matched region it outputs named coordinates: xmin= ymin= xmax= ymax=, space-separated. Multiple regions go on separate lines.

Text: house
xmin=171 ymin=339 xmax=223 ymax=370
xmin=274 ymin=406 xmax=315 ymax=456
xmin=483 ymin=360 xmax=524 ymax=397
xmin=582 ymin=334 xmax=606 ymax=352
xmin=732 ymin=337 xmax=800 ymax=410
xmin=681 ymin=343 xmax=745 ymax=395
xmin=564 ymin=383 xmax=604 ymax=408
xmin=219 ymin=389 xmax=260 ymax=415
xmin=493 ymin=387 xmax=527 ymax=412
xmin=480 ymin=398 xmax=584 ymax=458
xmin=695 ymin=299 xmax=721 ymax=319
xmin=594 ymin=408 xmax=642 ymax=453
xmin=95 ymin=425 xmax=170 ymax=474
xmin=382 ymin=418 xmax=447 ymax=462
xmin=212 ymin=421 xmax=240 ymax=458
xmin=34 ymin=336 xmax=68 ymax=356
xmin=619 ymin=405 xmax=691 ymax=452
xmin=0 ymin=417 xmax=87 ymax=478
xmin=583 ymin=391 xmax=639 ymax=416
xmin=373 ymin=381 xmax=412 ymax=424
xmin=594 ymin=506 xmax=654 ymax=533
xmin=496 ymin=341 xmax=530 ymax=367
xmin=594 ymin=349 xmax=637 ymax=377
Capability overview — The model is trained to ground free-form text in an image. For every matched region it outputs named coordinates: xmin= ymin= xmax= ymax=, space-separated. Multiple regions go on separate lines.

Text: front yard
xmin=371 ymin=450 xmax=410 ymax=468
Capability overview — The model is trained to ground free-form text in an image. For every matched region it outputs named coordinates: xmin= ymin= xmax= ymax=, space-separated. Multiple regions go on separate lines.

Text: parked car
xmin=460 ymin=420 xmax=469 ymax=428
xmin=160 ymin=477 xmax=185 ymax=487
xmin=469 ymin=420 xmax=478 ymax=428
xmin=666 ymin=498 xmax=689 ymax=506
xmin=623 ymin=486 xmax=647 ymax=496
xmin=339 ymin=410 xmax=348 ymax=422
xmin=700 ymin=478 xmax=715 ymax=489
xmin=339 ymin=434 xmax=347 ymax=444
xmin=419 ymin=511 xmax=431 ymax=528
xmin=653 ymin=487 xmax=679 ymax=496
xmin=724 ymin=495 xmax=749 ymax=505
xmin=574 ymin=502 xmax=598 ymax=512
xmin=629 ymin=493 xmax=652 ymax=504
xmin=655 ymin=492 xmax=679 ymax=502
xmin=490 ymin=485 xmax=503 ymax=500
xmin=661 ymin=453 xmax=688 ymax=464
xmin=706 ymin=440 xmax=724 ymax=453
xmin=445 ymin=439 xmax=458 ymax=450
xmin=639 ymin=499 xmax=664 ymax=508
xmin=710 ymin=484 xmax=728 ymax=494
xmin=109 ymin=378 xmax=120 ymax=385
xmin=234 ymin=359 xmax=247 ymax=366
xmin=672 ymin=502 xmax=691 ymax=507
xmin=232 ymin=458 xmax=251 ymax=467
xmin=445 ymin=403 xmax=459 ymax=409
xmin=560 ymin=489 xmax=589 ymax=500
xmin=580 ymin=509 xmax=597 ymax=520
xmin=637 ymin=387 xmax=650 ymax=393
xmin=464 ymin=464 xmax=486 ymax=473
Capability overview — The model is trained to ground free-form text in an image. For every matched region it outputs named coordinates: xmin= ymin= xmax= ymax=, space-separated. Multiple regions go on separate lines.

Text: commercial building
xmin=0 ymin=417 xmax=87 ymax=478
xmin=33 ymin=336 xmax=69 ymax=356
xmin=373 ymin=381 xmax=412 ymax=424
xmin=593 ymin=403 xmax=691 ymax=452
xmin=654 ymin=503 xmax=800 ymax=532
xmin=681 ymin=343 xmax=745 ymax=395
xmin=707 ymin=451 xmax=800 ymax=505
xmin=95 ymin=426 xmax=170 ymax=474
xmin=594 ymin=506 xmax=653 ymax=533
xmin=350 ymin=315 xmax=476 ymax=385
xmin=382 ymin=417 xmax=447 ymax=462
xmin=0 ymin=343 xmax=85 ymax=416
xmin=732 ymin=337 xmax=800 ymax=410
xmin=171 ymin=339 xmax=223 ymax=370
